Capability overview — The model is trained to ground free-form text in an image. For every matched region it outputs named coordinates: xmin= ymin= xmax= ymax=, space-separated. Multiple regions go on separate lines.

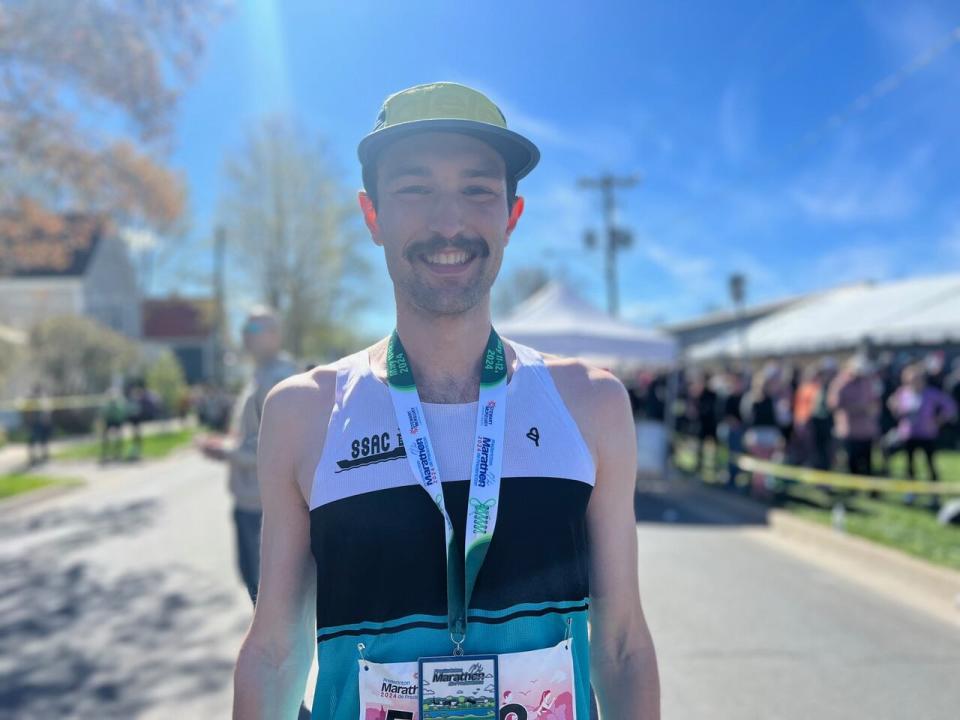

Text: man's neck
xmin=392 ymin=298 xmax=493 ymax=404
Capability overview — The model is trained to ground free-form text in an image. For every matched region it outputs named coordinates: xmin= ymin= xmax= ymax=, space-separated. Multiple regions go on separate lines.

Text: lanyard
xmin=386 ymin=327 xmax=508 ymax=654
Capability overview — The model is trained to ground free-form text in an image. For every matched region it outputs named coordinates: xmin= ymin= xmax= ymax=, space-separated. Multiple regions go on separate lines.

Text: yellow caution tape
xmin=735 ymin=455 xmax=960 ymax=496
xmin=0 ymin=394 xmax=110 ymax=412
xmin=673 ymin=432 xmax=959 ymax=496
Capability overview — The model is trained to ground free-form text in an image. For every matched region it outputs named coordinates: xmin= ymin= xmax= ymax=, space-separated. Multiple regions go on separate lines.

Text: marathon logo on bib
xmin=475 ymin=436 xmax=495 ymax=487
xmin=414 ymin=436 xmax=438 ymax=485
xmin=381 ymin=679 xmax=418 ymax=698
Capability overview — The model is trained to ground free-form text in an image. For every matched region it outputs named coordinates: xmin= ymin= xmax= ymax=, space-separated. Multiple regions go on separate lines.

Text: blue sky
xmin=155 ymin=0 xmax=960 ymax=336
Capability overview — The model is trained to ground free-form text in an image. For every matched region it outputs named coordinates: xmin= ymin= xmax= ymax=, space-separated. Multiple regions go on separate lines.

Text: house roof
xmin=661 ymin=293 xmax=807 ymax=333
xmin=0 ymin=211 xmax=107 ymax=278
xmin=142 ymin=297 xmax=216 ymax=340
xmin=687 ymin=273 xmax=960 ymax=360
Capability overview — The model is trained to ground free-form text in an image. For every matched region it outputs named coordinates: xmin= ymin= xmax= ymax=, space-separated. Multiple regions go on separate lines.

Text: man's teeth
xmin=425 ymin=250 xmax=470 ymax=265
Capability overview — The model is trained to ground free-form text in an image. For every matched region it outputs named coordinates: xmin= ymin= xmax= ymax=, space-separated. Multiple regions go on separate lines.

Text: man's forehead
xmin=378 ymin=132 xmax=506 ymax=179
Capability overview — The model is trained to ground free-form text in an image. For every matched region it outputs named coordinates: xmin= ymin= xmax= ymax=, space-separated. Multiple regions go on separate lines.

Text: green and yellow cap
xmin=358 ymin=82 xmax=540 ymax=193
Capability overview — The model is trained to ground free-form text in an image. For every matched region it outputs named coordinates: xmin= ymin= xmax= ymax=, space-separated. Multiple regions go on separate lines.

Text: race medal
xmin=418 ymin=655 xmax=498 ymax=720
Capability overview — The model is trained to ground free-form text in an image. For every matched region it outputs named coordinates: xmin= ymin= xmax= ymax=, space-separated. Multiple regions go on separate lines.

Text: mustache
xmin=403 ymin=235 xmax=490 ymax=262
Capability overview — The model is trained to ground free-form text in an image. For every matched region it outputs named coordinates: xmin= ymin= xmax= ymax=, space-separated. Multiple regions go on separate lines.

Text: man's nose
xmin=426 ymin=192 xmax=466 ymax=240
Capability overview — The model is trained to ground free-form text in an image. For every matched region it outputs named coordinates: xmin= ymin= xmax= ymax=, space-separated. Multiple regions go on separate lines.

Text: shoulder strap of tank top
xmin=506 ymin=338 xmax=544 ymax=369
xmin=332 ymin=349 xmax=372 ymax=408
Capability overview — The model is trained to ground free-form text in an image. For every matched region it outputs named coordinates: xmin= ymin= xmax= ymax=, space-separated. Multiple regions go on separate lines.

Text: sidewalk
xmin=0 ymin=419 xmax=193 ymax=476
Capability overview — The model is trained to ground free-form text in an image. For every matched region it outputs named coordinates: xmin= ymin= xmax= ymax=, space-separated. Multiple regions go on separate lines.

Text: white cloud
xmin=790 ymin=142 xmax=931 ymax=223
xmin=718 ymin=82 xmax=756 ymax=165
xmin=939 ymin=218 xmax=960 ymax=262
xmin=621 ymin=297 xmax=681 ymax=326
xmin=636 ymin=235 xmax=716 ymax=287
xmin=120 ymin=227 xmax=159 ymax=253
xmin=810 ymin=243 xmax=901 ymax=288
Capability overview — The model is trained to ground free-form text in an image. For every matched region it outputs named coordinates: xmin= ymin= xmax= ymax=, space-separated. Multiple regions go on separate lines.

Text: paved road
xmin=0 ymin=451 xmax=252 ymax=720
xmin=1 ymin=452 xmax=957 ymax=719
xmin=636 ymin=482 xmax=960 ymax=720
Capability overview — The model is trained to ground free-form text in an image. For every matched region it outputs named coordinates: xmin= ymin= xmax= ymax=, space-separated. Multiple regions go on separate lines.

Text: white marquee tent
xmin=688 ymin=273 xmax=960 ymax=361
xmin=497 ymin=282 xmax=678 ymax=367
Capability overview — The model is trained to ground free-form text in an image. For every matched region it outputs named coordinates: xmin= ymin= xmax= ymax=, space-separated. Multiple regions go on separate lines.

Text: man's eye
xmin=464 ymin=186 xmax=496 ymax=197
xmin=395 ymin=185 xmax=431 ymax=195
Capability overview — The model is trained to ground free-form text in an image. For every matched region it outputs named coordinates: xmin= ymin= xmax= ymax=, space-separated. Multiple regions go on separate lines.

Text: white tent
xmin=497 ymin=282 xmax=678 ymax=367
xmin=688 ymin=273 xmax=960 ymax=361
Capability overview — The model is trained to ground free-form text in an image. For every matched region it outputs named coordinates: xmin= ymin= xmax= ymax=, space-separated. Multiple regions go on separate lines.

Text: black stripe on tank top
xmin=315 ymin=601 xmax=591 ymax=643
xmin=309 ymin=476 xmax=592 ymax=630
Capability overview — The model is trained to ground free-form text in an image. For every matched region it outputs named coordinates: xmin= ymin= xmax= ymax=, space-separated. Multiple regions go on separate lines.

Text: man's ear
xmin=358 ymin=191 xmax=381 ymax=244
xmin=505 ymin=196 xmax=525 ymax=244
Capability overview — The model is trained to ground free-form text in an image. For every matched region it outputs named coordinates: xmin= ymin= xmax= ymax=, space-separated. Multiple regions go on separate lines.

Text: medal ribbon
xmin=386 ymin=327 xmax=508 ymax=651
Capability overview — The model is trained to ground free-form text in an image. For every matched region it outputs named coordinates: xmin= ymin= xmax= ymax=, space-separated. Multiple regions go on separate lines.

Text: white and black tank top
xmin=307 ymin=339 xmax=596 ymax=719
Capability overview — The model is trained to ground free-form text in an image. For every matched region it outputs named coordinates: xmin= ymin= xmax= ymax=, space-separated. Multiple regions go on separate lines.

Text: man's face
xmin=368 ymin=132 xmax=512 ymax=315
xmin=242 ymin=318 xmax=281 ymax=362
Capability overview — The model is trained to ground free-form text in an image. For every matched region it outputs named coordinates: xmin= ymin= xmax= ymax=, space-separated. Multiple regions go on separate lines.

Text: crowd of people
xmin=629 ymin=351 xmax=960 ymax=507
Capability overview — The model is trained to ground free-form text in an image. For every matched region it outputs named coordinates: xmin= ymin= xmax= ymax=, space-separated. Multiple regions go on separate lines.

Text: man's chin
xmin=407 ymin=282 xmax=490 ymax=316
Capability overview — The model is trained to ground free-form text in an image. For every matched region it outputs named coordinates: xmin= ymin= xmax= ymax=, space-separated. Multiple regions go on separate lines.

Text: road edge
xmin=673 ymin=476 xmax=960 ymax=628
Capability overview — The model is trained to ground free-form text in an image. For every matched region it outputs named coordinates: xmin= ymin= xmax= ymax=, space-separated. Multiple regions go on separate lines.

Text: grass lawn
xmin=674 ymin=438 xmax=960 ymax=572
xmin=0 ymin=473 xmax=82 ymax=500
xmin=56 ymin=427 xmax=198 ymax=461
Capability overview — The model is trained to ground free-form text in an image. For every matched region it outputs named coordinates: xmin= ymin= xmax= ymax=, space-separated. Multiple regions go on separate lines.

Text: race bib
xmin=358 ymin=641 xmax=576 ymax=720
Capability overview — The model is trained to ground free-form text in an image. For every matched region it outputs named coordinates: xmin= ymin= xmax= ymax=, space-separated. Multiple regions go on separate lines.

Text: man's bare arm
xmin=585 ymin=370 xmax=661 ymax=719
xmin=233 ymin=372 xmax=333 ymax=719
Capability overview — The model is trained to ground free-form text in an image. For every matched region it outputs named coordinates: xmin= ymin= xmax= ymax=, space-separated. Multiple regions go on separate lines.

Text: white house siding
xmin=0 ymin=277 xmax=84 ymax=330
xmin=82 ymin=235 xmax=142 ymax=338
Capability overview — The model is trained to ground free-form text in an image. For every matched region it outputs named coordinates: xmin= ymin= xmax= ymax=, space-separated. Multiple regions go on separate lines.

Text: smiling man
xmin=233 ymin=82 xmax=660 ymax=720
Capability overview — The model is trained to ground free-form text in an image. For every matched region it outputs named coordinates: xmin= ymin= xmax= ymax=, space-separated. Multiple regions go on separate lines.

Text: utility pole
xmin=212 ymin=225 xmax=226 ymax=387
xmin=728 ymin=272 xmax=748 ymax=361
xmin=579 ymin=173 xmax=641 ymax=317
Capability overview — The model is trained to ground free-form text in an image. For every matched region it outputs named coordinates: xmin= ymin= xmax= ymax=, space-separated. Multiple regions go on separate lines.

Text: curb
xmin=0 ymin=480 xmax=84 ymax=516
xmin=674 ymin=475 xmax=960 ymax=627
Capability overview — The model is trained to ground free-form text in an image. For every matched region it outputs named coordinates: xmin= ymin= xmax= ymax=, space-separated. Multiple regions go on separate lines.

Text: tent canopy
xmin=497 ymin=282 xmax=677 ymax=366
xmin=688 ymin=273 xmax=960 ymax=361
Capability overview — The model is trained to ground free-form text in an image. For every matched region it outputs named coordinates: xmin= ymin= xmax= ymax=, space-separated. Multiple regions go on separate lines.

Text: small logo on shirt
xmin=526 ymin=426 xmax=540 ymax=447
xmin=335 ymin=431 xmax=406 ymax=472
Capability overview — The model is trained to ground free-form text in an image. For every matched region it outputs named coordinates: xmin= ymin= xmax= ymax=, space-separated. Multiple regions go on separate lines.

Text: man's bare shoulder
xmin=263 ymin=364 xmax=338 ymax=418
xmin=260 ymin=365 xmax=338 ymax=463
xmin=534 ymin=353 xmax=632 ymax=467
xmin=539 ymin=353 xmax=630 ymax=414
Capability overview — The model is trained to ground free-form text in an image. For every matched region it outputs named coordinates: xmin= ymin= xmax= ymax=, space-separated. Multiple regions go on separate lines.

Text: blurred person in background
xmin=741 ymin=363 xmax=784 ymax=497
xmin=923 ymin=351 xmax=946 ymax=390
xmin=885 ymin=364 xmax=957 ymax=507
xmin=792 ymin=364 xmax=820 ymax=467
xmin=23 ymin=384 xmax=53 ymax=465
xmin=828 ymin=355 xmax=880 ymax=477
xmin=100 ymin=389 xmax=127 ymax=463
xmin=876 ymin=353 xmax=900 ymax=473
xmin=198 ymin=307 xmax=298 ymax=605
xmin=809 ymin=357 xmax=837 ymax=471
xmin=944 ymin=357 xmax=960 ymax=449
xmin=692 ymin=371 xmax=718 ymax=474
xmin=719 ymin=369 xmax=745 ymax=488
xmin=124 ymin=381 xmax=151 ymax=461
xmin=644 ymin=372 xmax=668 ymax=423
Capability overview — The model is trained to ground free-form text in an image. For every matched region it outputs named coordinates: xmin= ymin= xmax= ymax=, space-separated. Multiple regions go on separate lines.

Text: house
xmin=661 ymin=295 xmax=806 ymax=352
xmin=141 ymin=297 xmax=217 ymax=383
xmin=0 ymin=211 xmax=141 ymax=338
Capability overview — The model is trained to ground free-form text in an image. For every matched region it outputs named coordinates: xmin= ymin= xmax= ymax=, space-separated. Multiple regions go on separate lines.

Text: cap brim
xmin=358 ymin=118 xmax=540 ymax=183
